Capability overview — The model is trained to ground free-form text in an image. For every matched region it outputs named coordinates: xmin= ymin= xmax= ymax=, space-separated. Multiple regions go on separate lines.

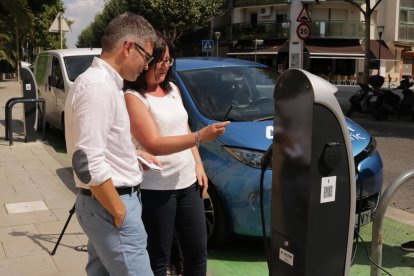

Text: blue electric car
xmin=171 ymin=57 xmax=383 ymax=246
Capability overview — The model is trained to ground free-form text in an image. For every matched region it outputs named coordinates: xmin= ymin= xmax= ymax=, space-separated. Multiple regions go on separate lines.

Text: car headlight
xmin=223 ymin=146 xmax=271 ymax=169
xmin=354 ymin=137 xmax=377 ymax=173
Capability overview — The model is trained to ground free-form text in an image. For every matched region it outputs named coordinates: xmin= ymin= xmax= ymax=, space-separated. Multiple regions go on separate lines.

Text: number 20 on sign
xmin=296 ymin=22 xmax=310 ymax=40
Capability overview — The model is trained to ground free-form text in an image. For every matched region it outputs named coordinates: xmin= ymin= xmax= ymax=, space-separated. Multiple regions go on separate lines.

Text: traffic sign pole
xmin=289 ymin=0 xmax=305 ymax=69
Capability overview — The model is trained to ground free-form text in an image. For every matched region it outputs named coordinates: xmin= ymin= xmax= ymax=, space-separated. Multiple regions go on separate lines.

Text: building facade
xmin=194 ymin=0 xmax=414 ymax=84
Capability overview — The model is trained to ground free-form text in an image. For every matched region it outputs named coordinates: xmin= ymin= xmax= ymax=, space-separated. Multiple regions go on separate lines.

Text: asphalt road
xmin=337 ymin=85 xmax=414 ymax=214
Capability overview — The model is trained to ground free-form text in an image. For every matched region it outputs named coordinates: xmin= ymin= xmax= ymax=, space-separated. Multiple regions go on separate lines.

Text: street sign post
xmin=202 ymin=40 xmax=214 ymax=55
xmin=49 ymin=13 xmax=71 ymax=49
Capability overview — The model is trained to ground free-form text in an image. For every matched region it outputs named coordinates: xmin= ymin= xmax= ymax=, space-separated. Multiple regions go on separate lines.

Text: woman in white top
xmin=123 ymin=33 xmax=230 ymax=276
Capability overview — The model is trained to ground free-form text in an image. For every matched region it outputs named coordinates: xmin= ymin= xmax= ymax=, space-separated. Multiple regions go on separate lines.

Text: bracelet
xmin=195 ymin=130 xmax=200 ymax=148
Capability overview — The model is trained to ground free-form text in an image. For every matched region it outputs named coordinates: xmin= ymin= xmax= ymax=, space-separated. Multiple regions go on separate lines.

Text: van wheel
xmin=204 ymin=184 xmax=232 ymax=248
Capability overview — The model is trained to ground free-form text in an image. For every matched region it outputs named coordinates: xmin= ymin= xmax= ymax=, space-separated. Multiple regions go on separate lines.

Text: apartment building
xmin=203 ymin=0 xmax=414 ymax=84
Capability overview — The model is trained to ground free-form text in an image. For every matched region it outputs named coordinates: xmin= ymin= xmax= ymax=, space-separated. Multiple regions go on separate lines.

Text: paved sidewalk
xmin=0 ymin=79 xmax=87 ymax=275
xmin=0 ymin=79 xmax=413 ymax=275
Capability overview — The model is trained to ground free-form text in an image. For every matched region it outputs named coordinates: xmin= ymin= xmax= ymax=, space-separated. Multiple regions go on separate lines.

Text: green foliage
xmin=0 ymin=0 xmax=66 ymax=69
xmin=132 ymin=0 xmax=223 ymax=43
xmin=0 ymin=0 xmax=34 ymax=67
xmin=30 ymin=2 xmax=66 ymax=50
xmin=77 ymin=0 xmax=128 ymax=47
xmin=77 ymin=0 xmax=223 ymax=48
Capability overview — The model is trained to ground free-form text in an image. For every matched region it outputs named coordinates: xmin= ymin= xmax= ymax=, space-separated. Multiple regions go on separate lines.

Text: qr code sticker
xmin=320 ymin=176 xmax=336 ymax=203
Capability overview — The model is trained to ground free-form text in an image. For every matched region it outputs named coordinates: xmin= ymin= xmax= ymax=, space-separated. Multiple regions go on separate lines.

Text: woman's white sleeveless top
xmin=125 ymin=85 xmax=196 ymax=190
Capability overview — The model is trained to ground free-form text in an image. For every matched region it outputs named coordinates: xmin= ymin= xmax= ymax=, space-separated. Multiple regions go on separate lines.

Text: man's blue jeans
xmin=75 ymin=190 xmax=153 ymax=276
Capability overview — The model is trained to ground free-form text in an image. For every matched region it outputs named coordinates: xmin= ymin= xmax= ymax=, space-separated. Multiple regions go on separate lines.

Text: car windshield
xmin=64 ymin=55 xmax=99 ymax=82
xmin=179 ymin=66 xmax=279 ymax=122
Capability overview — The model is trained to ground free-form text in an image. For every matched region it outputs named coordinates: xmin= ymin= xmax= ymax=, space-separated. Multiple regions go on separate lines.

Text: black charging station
xmin=270 ymin=69 xmax=356 ymax=275
xmin=20 ymin=63 xmax=38 ymax=142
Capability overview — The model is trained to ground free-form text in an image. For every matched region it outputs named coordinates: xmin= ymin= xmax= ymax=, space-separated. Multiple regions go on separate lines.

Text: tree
xmin=0 ymin=0 xmax=66 ymax=77
xmin=77 ymin=0 xmax=127 ymax=48
xmin=0 ymin=0 xmax=33 ymax=79
xmin=131 ymin=0 xmax=222 ymax=45
xmin=27 ymin=0 xmax=67 ymax=53
xmin=344 ymin=0 xmax=383 ymax=85
xmin=77 ymin=0 xmax=222 ymax=48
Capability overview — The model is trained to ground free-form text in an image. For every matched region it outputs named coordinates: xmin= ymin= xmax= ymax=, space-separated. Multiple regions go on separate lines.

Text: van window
xmin=64 ymin=55 xmax=99 ymax=82
xmin=51 ymin=57 xmax=64 ymax=89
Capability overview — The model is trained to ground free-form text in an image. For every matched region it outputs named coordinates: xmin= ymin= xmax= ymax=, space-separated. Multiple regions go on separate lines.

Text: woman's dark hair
xmin=123 ymin=32 xmax=174 ymax=95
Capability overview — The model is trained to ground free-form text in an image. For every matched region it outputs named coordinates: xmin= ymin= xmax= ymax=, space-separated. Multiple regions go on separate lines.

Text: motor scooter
xmin=396 ymin=78 xmax=414 ymax=121
xmin=346 ymin=76 xmax=400 ymax=121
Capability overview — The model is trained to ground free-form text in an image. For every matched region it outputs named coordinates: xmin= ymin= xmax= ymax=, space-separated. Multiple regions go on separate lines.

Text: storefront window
xmin=400 ymin=10 xmax=407 ymax=23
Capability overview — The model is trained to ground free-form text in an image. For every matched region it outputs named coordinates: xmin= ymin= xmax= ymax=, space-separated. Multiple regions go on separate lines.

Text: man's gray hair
xmin=101 ymin=12 xmax=156 ymax=52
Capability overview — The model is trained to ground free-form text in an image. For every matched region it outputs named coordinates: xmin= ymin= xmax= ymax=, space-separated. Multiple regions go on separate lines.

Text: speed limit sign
xmin=296 ymin=23 xmax=311 ymax=40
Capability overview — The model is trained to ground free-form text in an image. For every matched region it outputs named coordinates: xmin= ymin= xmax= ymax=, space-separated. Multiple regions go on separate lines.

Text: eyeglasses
xmin=156 ymin=57 xmax=174 ymax=67
xmin=133 ymin=42 xmax=154 ymax=65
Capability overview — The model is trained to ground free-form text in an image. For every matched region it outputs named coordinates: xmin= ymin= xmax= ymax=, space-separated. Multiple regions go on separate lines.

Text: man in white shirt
xmin=64 ymin=12 xmax=157 ymax=275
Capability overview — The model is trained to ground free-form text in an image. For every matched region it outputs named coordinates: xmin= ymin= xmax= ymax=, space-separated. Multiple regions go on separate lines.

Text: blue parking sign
xmin=202 ymin=40 xmax=214 ymax=53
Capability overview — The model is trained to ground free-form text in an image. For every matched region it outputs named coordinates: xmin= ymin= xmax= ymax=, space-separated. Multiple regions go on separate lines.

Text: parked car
xmin=171 ymin=57 xmax=383 ymax=246
xmin=34 ymin=48 xmax=102 ymax=130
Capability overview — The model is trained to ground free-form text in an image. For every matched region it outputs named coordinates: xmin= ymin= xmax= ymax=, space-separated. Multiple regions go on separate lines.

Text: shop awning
xmin=305 ymin=39 xmax=365 ymax=59
xmin=369 ymin=40 xmax=397 ymax=61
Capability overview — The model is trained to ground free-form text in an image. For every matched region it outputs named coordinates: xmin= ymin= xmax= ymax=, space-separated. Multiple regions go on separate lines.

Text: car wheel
xmin=204 ymin=184 xmax=232 ymax=247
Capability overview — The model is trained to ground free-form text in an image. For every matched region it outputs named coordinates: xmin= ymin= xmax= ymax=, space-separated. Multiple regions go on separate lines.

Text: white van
xmin=34 ymin=48 xmax=102 ymax=130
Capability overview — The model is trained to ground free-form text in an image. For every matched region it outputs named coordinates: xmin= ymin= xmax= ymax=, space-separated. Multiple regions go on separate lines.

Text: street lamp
xmin=254 ymin=39 xmax=264 ymax=62
xmin=214 ymin=31 xmax=221 ymax=57
xmin=377 ymin=25 xmax=385 ymax=75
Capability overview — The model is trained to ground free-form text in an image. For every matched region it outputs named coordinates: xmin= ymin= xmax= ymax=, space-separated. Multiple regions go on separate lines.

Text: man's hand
xmin=113 ymin=204 xmax=126 ymax=229
xmin=90 ymin=179 xmax=126 ymax=229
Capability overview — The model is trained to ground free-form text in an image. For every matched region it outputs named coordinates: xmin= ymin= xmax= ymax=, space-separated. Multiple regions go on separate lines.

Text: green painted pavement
xmin=207 ymin=218 xmax=414 ymax=276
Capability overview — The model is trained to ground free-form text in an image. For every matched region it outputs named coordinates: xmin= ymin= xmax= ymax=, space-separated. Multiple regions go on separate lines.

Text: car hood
xmin=218 ymin=118 xmax=371 ymax=157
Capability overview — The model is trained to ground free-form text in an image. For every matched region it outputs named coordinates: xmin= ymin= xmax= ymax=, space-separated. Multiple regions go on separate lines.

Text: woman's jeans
xmin=141 ymin=183 xmax=207 ymax=276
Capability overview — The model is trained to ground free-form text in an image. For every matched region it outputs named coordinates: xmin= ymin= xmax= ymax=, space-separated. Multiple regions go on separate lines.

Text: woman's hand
xmin=195 ymin=162 xmax=208 ymax=198
xmin=137 ymin=150 xmax=161 ymax=170
xmin=199 ymin=121 xmax=230 ymax=143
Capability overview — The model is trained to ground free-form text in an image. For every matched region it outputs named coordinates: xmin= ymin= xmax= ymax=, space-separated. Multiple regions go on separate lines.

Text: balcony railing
xmin=233 ymin=0 xmax=364 ymax=8
xmin=232 ymin=21 xmax=290 ymax=40
xmin=230 ymin=20 xmax=364 ymax=41
xmin=234 ymin=0 xmax=289 ymax=7
xmin=310 ymin=20 xmax=365 ymax=39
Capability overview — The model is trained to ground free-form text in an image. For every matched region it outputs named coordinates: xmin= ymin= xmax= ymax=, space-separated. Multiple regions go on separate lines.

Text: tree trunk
xmin=15 ymin=25 xmax=20 ymax=82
